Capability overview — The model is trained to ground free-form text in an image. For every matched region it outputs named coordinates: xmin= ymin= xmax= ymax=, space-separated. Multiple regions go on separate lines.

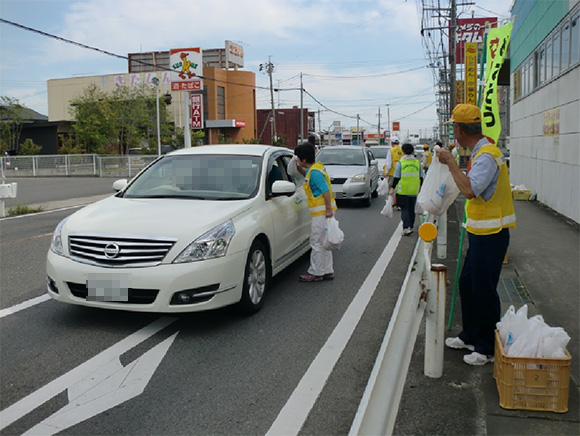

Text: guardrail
xmin=349 ymin=212 xmax=448 ymax=436
xmin=0 ymin=154 xmax=158 ymax=178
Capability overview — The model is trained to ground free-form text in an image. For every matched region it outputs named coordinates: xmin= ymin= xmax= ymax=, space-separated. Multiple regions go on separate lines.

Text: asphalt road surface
xmin=0 ymin=179 xmax=418 ymax=435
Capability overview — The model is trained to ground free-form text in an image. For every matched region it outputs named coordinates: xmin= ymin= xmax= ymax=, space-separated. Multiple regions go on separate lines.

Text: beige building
xmin=47 ymin=45 xmax=257 ymax=146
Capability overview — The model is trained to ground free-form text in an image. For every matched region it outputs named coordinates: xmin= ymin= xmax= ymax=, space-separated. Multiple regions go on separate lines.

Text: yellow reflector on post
xmin=419 ymin=222 xmax=437 ymax=242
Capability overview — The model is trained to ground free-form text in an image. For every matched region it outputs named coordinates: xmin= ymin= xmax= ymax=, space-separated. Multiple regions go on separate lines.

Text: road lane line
xmin=0 ymin=294 xmax=51 ymax=319
xmin=0 ymin=317 xmax=177 ymax=431
xmin=0 ymin=232 xmax=53 ymax=247
xmin=266 ymin=223 xmax=403 ymax=436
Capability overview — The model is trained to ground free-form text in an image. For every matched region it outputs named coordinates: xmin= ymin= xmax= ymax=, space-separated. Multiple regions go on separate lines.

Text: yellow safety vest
xmin=466 ymin=145 xmax=516 ymax=235
xmin=304 ymin=162 xmax=337 ymax=217
xmin=396 ymin=158 xmax=421 ymax=196
xmin=424 ymin=150 xmax=432 ymax=167
xmin=386 ymin=146 xmax=403 ymax=177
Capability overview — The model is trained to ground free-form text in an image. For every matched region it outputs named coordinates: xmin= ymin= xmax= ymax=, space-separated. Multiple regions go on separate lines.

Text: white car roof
xmin=168 ymin=144 xmax=292 ymax=157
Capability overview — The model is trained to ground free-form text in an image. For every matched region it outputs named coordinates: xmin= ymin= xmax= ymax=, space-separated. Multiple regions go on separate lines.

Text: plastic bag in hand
xmin=377 ymin=179 xmax=388 ymax=197
xmin=416 ymin=150 xmax=460 ymax=216
xmin=323 ymin=217 xmax=344 ymax=250
xmin=380 ymin=195 xmax=394 ymax=218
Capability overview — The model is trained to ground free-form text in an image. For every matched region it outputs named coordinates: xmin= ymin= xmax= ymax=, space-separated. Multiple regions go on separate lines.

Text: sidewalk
xmin=395 ymin=198 xmax=579 ymax=435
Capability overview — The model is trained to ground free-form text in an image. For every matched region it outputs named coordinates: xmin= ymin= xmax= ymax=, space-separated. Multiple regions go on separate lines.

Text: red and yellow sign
xmin=543 ymin=108 xmax=560 ymax=136
xmin=170 ymin=47 xmax=203 ymax=92
xmin=191 ymin=94 xmax=203 ymax=129
xmin=392 ymin=122 xmax=400 ymax=132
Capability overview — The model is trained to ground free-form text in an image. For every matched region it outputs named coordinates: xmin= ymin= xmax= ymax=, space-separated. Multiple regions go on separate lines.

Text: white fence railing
xmin=0 ymin=155 xmax=158 ymax=178
xmin=350 ymin=212 xmax=448 ymax=436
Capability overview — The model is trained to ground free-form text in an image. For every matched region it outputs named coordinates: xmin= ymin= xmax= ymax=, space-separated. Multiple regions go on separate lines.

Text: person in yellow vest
xmin=450 ymin=142 xmax=460 ymax=165
xmin=421 ymin=143 xmax=432 ymax=173
xmin=438 ymin=103 xmax=516 ymax=366
xmin=384 ymin=136 xmax=403 ymax=188
xmin=388 ymin=143 xmax=424 ymax=235
xmin=292 ymin=143 xmax=337 ymax=282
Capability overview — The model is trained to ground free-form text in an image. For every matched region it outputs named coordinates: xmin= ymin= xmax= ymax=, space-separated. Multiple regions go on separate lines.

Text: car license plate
xmin=86 ymin=273 xmax=130 ymax=302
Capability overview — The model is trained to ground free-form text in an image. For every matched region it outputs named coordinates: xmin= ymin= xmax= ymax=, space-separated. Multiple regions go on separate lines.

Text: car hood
xmin=324 ymin=165 xmax=368 ymax=178
xmin=63 ymin=196 xmax=252 ymax=238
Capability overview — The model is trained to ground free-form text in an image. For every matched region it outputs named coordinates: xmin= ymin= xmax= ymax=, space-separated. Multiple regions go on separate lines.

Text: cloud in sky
xmin=1 ymin=0 xmax=512 ymax=135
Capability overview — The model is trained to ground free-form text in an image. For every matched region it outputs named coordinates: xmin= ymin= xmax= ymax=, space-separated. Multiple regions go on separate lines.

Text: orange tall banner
xmin=464 ymin=43 xmax=478 ymax=105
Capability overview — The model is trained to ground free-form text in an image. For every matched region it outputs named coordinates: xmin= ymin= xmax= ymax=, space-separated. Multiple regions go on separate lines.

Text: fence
xmin=0 ymin=154 xmax=158 ymax=179
xmin=349 ymin=212 xmax=448 ymax=436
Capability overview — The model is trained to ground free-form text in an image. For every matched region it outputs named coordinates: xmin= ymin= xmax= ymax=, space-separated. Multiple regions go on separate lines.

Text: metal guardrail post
xmin=425 ymin=263 xmax=447 ymax=378
xmin=436 ymin=211 xmax=447 ymax=259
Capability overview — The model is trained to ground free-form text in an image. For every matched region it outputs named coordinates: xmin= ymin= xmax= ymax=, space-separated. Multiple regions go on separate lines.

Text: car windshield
xmin=121 ymin=154 xmax=262 ymax=200
xmin=316 ymin=148 xmax=366 ymax=166
xmin=370 ymin=148 xmax=389 ymax=159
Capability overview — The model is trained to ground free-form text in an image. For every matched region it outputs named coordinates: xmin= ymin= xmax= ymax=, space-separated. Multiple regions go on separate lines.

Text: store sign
xmin=170 ymin=47 xmax=203 ymax=91
xmin=225 ymin=40 xmax=244 ymax=68
xmin=454 ymin=17 xmax=497 ymax=64
xmin=392 ymin=122 xmax=400 ymax=132
xmin=191 ymin=94 xmax=203 ymax=129
xmin=464 ymin=42 xmax=478 ymax=105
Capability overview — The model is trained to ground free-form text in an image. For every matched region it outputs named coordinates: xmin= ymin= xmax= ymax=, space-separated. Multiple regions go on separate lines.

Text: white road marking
xmin=22 ymin=332 xmax=179 ymax=436
xmin=266 ymin=223 xmax=403 ymax=436
xmin=0 ymin=294 xmax=51 ymax=319
xmin=0 ymin=317 xmax=178 ymax=431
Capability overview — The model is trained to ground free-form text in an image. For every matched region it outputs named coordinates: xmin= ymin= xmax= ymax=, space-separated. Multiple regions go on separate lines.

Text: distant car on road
xmin=315 ymin=145 xmax=379 ymax=207
xmin=368 ymin=145 xmax=391 ymax=179
xmin=46 ymin=145 xmax=311 ymax=315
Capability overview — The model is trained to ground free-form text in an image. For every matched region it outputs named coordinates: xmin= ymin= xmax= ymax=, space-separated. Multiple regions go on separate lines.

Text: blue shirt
xmin=468 ymin=138 xmax=500 ymax=201
xmin=305 ymin=167 xmax=329 ymax=197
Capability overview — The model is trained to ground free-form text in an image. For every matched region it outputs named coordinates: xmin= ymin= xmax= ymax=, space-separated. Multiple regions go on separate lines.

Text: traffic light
xmin=163 ymin=93 xmax=172 ymax=105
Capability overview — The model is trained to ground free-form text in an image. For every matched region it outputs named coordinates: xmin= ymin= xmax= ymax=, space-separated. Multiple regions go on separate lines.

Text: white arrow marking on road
xmin=0 ymin=317 xmax=177 ymax=431
xmin=22 ymin=332 xmax=178 ymax=436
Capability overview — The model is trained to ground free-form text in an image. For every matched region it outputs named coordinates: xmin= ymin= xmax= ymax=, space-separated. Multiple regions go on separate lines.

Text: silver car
xmin=315 ymin=146 xmax=380 ymax=207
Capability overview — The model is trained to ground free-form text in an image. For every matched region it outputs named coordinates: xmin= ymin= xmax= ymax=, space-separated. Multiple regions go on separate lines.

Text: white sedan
xmin=46 ymin=145 xmax=311 ymax=314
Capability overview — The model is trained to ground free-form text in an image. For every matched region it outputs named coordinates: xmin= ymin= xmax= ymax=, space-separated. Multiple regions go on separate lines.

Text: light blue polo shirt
xmin=468 ymin=137 xmax=500 ymax=201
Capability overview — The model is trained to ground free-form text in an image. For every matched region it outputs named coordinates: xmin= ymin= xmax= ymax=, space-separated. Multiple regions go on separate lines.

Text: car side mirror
xmin=271 ymin=180 xmax=296 ymax=196
xmin=113 ymin=179 xmax=128 ymax=192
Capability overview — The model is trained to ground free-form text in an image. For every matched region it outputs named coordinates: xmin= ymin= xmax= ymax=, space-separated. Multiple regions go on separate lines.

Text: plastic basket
xmin=493 ymin=330 xmax=571 ymax=413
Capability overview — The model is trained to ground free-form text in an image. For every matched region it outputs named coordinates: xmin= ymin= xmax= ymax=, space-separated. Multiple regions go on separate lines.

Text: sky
xmin=0 ymin=0 xmax=512 ymax=139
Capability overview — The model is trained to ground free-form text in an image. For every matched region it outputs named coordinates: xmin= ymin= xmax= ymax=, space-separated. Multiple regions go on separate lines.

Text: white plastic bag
xmin=497 ymin=304 xmax=529 ymax=354
xmin=415 ymin=150 xmax=460 ymax=216
xmin=508 ymin=315 xmax=546 ymax=357
xmin=287 ymin=156 xmax=299 ymax=176
xmin=377 ymin=179 xmax=388 ymax=197
xmin=537 ymin=326 xmax=570 ymax=358
xmin=380 ymin=195 xmax=394 ymax=218
xmin=323 ymin=217 xmax=344 ymax=250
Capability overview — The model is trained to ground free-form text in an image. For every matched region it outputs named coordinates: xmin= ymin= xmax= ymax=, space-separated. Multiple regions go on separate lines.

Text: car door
xmin=366 ymin=149 xmax=379 ymax=191
xmin=265 ymin=153 xmax=309 ymax=271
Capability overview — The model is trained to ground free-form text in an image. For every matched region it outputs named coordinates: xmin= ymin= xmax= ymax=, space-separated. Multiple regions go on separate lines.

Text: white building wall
xmin=510 ymin=66 xmax=580 ymax=222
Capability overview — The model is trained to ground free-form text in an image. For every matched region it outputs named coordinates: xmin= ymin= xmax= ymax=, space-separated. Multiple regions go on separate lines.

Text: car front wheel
xmin=238 ymin=240 xmax=270 ymax=314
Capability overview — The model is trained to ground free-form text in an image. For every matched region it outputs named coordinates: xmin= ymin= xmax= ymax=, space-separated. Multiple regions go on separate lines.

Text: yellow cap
xmin=444 ymin=103 xmax=482 ymax=124
xmin=418 ymin=222 xmax=437 ymax=242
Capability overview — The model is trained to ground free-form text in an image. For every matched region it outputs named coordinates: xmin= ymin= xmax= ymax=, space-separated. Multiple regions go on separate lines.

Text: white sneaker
xmin=463 ymin=351 xmax=494 ymax=366
xmin=445 ymin=336 xmax=475 ymax=351
xmin=402 ymin=228 xmax=412 ymax=236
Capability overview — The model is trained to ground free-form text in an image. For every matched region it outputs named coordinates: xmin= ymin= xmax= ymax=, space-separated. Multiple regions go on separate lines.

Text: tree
xmin=19 ymin=138 xmax=42 ymax=155
xmin=0 ymin=96 xmax=31 ymax=154
xmin=69 ymin=83 xmax=173 ymax=154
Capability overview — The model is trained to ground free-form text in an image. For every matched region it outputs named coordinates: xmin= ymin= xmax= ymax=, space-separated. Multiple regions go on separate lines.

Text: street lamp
xmin=151 ymin=77 xmax=161 ymax=156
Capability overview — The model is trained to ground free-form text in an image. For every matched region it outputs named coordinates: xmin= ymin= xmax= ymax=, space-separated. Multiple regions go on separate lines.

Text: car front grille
xmin=330 ymin=178 xmax=348 ymax=185
xmin=68 ymin=234 xmax=178 ymax=267
xmin=67 ymin=282 xmax=159 ymax=304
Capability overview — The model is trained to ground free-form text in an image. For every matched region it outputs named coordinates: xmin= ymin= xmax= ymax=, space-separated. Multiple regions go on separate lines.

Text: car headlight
xmin=173 ymin=220 xmax=235 ymax=263
xmin=50 ymin=216 xmax=70 ymax=256
xmin=349 ymin=173 xmax=368 ymax=183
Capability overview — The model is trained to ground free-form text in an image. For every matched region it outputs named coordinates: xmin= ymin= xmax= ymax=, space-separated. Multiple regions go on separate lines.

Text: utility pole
xmin=356 ymin=114 xmax=360 ymax=145
xmin=450 ymin=0 xmax=457 ymax=118
xmin=387 ymin=104 xmax=390 ymax=139
xmin=260 ymin=57 xmax=276 ymax=144
xmin=300 ymin=73 xmax=304 ymax=144
xmin=378 ymin=106 xmax=381 ymax=144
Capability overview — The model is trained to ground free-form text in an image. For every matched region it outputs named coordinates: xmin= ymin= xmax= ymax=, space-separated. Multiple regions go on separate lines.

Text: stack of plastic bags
xmin=496 ymin=305 xmax=570 ymax=358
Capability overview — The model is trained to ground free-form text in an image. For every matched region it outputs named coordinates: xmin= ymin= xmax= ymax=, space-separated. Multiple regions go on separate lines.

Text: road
xmin=0 ymin=179 xmax=418 ymax=435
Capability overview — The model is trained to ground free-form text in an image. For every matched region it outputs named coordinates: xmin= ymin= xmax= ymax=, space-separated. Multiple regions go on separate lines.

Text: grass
xmin=7 ymin=204 xmax=44 ymax=216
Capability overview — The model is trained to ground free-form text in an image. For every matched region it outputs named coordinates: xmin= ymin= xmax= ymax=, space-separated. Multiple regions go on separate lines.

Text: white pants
xmin=308 ymin=215 xmax=333 ymax=276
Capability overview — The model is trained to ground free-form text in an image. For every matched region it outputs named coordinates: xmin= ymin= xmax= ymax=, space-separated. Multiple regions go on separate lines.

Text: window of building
xmin=571 ymin=10 xmax=579 ymax=65
xmin=561 ymin=21 xmax=571 ymax=70
xmin=538 ymin=45 xmax=546 ymax=85
xmin=553 ymin=31 xmax=561 ymax=75
xmin=546 ymin=38 xmax=553 ymax=81
xmin=217 ymin=86 xmax=225 ymax=120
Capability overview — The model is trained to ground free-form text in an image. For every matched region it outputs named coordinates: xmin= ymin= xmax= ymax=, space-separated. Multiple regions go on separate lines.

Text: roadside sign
xmin=392 ymin=122 xmax=400 ymax=132
xmin=170 ymin=47 xmax=203 ymax=91
xmin=191 ymin=94 xmax=203 ymax=129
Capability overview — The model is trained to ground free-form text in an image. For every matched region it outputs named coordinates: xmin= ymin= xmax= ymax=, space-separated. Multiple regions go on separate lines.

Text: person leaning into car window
xmin=289 ymin=143 xmax=337 ymax=282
